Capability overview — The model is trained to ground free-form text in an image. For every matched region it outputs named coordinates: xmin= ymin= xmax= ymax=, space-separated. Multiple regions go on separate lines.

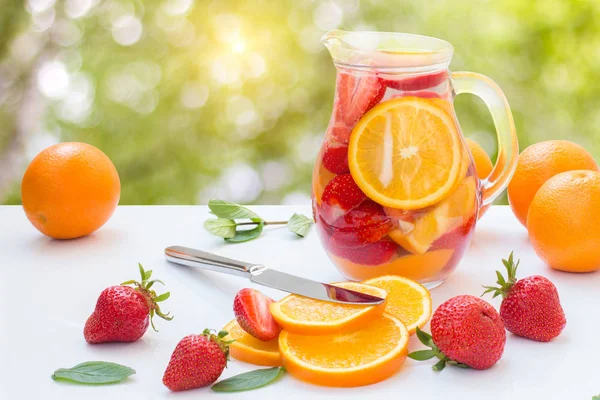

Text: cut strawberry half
xmin=431 ymin=214 xmax=477 ymax=251
xmin=233 ymin=288 xmax=281 ymax=341
xmin=333 ymin=200 xmax=393 ymax=244
xmin=335 ymin=70 xmax=386 ymax=129
xmin=320 ymin=174 xmax=367 ymax=223
xmin=327 ymin=122 xmax=354 ymax=144
xmin=328 ymin=235 xmax=397 ymax=266
xmin=385 ymin=70 xmax=448 ymax=91
xmin=322 ymin=142 xmax=349 ymax=174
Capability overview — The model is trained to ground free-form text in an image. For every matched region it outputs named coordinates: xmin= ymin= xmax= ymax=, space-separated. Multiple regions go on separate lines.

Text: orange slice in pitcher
xmin=269 ymin=282 xmax=387 ymax=335
xmin=362 ymin=275 xmax=431 ymax=335
xmin=223 ymin=319 xmax=282 ymax=367
xmin=389 ymin=176 xmax=477 ymax=254
xmin=348 ymin=97 xmax=462 ymax=210
xmin=279 ymin=313 xmax=408 ymax=387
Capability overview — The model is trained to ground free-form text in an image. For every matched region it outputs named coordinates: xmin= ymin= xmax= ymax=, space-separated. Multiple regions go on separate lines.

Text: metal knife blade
xmin=164 ymin=246 xmax=384 ymax=305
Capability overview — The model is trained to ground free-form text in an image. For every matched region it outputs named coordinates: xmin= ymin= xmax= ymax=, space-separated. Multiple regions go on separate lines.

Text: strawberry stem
xmin=122 ymin=263 xmax=173 ymax=332
xmin=482 ymin=251 xmax=519 ymax=299
xmin=408 ymin=327 xmax=470 ymax=371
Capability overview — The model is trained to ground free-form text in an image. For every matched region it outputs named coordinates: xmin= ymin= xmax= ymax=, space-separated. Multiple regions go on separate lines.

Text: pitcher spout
xmin=321 ymin=30 xmax=454 ymax=72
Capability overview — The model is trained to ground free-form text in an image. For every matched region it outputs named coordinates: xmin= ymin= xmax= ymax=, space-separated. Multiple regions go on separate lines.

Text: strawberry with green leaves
xmin=483 ymin=252 xmax=566 ymax=342
xmin=84 ymin=264 xmax=172 ymax=344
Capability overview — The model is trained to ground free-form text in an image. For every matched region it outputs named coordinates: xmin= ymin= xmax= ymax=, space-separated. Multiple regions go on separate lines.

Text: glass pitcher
xmin=312 ymin=30 xmax=518 ymax=288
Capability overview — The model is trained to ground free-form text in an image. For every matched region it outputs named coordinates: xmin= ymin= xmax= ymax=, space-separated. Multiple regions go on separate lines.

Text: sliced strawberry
xmin=385 ymin=70 xmax=448 ymax=91
xmin=322 ymin=142 xmax=349 ymax=174
xmin=233 ymin=288 xmax=281 ymax=341
xmin=336 ymin=70 xmax=386 ymax=129
xmin=328 ymin=235 xmax=397 ymax=266
xmin=327 ymin=122 xmax=353 ymax=144
xmin=431 ymin=214 xmax=477 ymax=251
xmin=333 ymin=200 xmax=393 ymax=244
xmin=391 ymin=91 xmax=441 ymax=99
xmin=320 ymin=174 xmax=367 ymax=223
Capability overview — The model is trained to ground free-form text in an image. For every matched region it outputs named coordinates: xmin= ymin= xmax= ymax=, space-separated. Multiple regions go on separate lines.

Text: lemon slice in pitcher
xmin=348 ymin=97 xmax=462 ymax=210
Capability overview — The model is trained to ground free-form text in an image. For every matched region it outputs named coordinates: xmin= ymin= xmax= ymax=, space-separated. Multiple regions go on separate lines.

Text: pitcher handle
xmin=451 ymin=72 xmax=519 ymax=206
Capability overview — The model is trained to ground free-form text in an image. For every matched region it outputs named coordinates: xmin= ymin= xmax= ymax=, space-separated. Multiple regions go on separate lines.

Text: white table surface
xmin=1 ymin=205 xmax=598 ymax=399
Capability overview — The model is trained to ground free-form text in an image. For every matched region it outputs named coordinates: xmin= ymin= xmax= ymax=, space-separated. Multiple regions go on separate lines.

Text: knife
xmin=164 ymin=246 xmax=384 ymax=305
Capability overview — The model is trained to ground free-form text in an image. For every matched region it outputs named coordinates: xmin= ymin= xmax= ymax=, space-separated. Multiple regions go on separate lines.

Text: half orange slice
xmin=223 ymin=319 xmax=282 ymax=367
xmin=348 ymin=97 xmax=462 ymax=210
xmin=269 ymin=282 xmax=387 ymax=335
xmin=279 ymin=313 xmax=408 ymax=387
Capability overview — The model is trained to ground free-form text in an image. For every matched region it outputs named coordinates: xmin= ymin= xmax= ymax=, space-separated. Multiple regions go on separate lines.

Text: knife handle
xmin=164 ymin=246 xmax=256 ymax=279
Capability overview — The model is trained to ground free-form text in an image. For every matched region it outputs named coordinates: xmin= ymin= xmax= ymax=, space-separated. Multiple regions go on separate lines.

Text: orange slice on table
xmin=269 ymin=282 xmax=387 ymax=335
xmin=389 ymin=176 xmax=477 ymax=254
xmin=362 ymin=275 xmax=431 ymax=335
xmin=279 ymin=313 xmax=409 ymax=387
xmin=348 ymin=97 xmax=462 ymax=210
xmin=223 ymin=319 xmax=282 ymax=367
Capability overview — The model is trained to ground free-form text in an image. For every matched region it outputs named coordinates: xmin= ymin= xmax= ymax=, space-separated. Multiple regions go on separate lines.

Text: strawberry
xmin=385 ymin=70 xmax=448 ymax=91
xmin=409 ymin=295 xmax=506 ymax=370
xmin=320 ymin=174 xmax=367 ymax=223
xmin=84 ymin=264 xmax=172 ymax=344
xmin=163 ymin=329 xmax=231 ymax=391
xmin=322 ymin=141 xmax=349 ymax=174
xmin=328 ymin=234 xmax=397 ymax=265
xmin=482 ymin=252 xmax=566 ymax=342
xmin=327 ymin=122 xmax=354 ymax=145
xmin=335 ymin=70 xmax=386 ymax=130
xmin=332 ymin=200 xmax=393 ymax=244
xmin=430 ymin=214 xmax=476 ymax=250
xmin=391 ymin=91 xmax=441 ymax=99
xmin=233 ymin=288 xmax=281 ymax=341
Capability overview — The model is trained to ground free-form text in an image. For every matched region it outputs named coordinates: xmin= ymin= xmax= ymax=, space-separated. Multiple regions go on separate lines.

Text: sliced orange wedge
xmin=362 ymin=275 xmax=431 ymax=335
xmin=348 ymin=97 xmax=462 ymax=210
xmin=223 ymin=319 xmax=282 ymax=367
xmin=388 ymin=176 xmax=477 ymax=254
xmin=269 ymin=282 xmax=387 ymax=335
xmin=279 ymin=313 xmax=408 ymax=387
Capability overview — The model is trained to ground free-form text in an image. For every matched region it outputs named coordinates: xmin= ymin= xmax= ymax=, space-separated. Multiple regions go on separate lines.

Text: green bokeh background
xmin=1 ymin=0 xmax=599 ymax=205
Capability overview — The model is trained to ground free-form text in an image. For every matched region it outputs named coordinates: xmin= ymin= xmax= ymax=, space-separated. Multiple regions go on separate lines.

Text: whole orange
xmin=507 ymin=140 xmax=598 ymax=227
xmin=465 ymin=138 xmax=493 ymax=180
xmin=527 ymin=170 xmax=600 ymax=273
xmin=21 ymin=142 xmax=121 ymax=239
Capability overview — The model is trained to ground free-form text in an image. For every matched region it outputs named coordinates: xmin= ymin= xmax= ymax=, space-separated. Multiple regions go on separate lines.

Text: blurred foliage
xmin=1 ymin=0 xmax=599 ymax=205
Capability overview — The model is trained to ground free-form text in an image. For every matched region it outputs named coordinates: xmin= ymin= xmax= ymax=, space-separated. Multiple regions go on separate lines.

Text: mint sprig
xmin=204 ymin=200 xmax=313 ymax=243
xmin=52 ymin=361 xmax=135 ymax=384
xmin=211 ymin=367 xmax=285 ymax=392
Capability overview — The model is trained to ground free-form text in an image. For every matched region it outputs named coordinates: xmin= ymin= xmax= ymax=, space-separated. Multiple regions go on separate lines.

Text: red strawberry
xmin=409 ymin=295 xmax=506 ymax=371
xmin=84 ymin=264 xmax=172 ymax=344
xmin=333 ymin=200 xmax=393 ymax=244
xmin=327 ymin=122 xmax=354 ymax=145
xmin=430 ymin=214 xmax=476 ymax=250
xmin=391 ymin=91 xmax=441 ymax=99
xmin=320 ymin=174 xmax=367 ymax=223
xmin=335 ymin=70 xmax=386 ymax=129
xmin=163 ymin=329 xmax=230 ymax=391
xmin=328 ymin=234 xmax=396 ymax=265
xmin=483 ymin=252 xmax=566 ymax=342
xmin=322 ymin=141 xmax=349 ymax=174
xmin=233 ymin=288 xmax=281 ymax=341
xmin=386 ymin=70 xmax=448 ymax=91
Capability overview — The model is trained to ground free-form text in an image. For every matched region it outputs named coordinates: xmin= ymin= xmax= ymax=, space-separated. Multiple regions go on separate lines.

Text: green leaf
xmin=287 ymin=213 xmax=314 ymax=237
xmin=144 ymin=269 xmax=152 ymax=281
xmin=432 ymin=359 xmax=446 ymax=371
xmin=211 ymin=367 xmax=285 ymax=392
xmin=138 ymin=263 xmax=145 ymax=281
xmin=204 ymin=218 xmax=237 ymax=238
xmin=415 ymin=327 xmax=433 ymax=347
xmin=154 ymin=292 xmax=170 ymax=302
xmin=208 ymin=199 xmax=262 ymax=222
xmin=52 ymin=362 xmax=135 ymax=385
xmin=226 ymin=222 xmax=264 ymax=243
xmin=495 ymin=270 xmax=506 ymax=286
xmin=407 ymin=350 xmax=437 ymax=361
xmin=447 ymin=360 xmax=470 ymax=368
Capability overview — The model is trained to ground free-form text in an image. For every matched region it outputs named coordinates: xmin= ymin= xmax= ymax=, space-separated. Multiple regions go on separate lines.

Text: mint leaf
xmin=226 ymin=222 xmax=264 ymax=243
xmin=287 ymin=213 xmax=313 ymax=237
xmin=407 ymin=350 xmax=436 ymax=361
xmin=208 ymin=199 xmax=262 ymax=222
xmin=204 ymin=218 xmax=237 ymax=238
xmin=211 ymin=367 xmax=285 ymax=392
xmin=52 ymin=362 xmax=135 ymax=384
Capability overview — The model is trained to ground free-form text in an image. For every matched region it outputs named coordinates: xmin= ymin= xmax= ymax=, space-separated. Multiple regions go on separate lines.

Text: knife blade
xmin=164 ymin=246 xmax=384 ymax=305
